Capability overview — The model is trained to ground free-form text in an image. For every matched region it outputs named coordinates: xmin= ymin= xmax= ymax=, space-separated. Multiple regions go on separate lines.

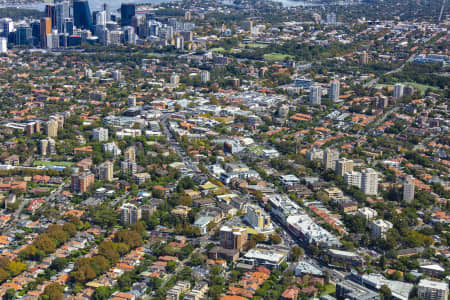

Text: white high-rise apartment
xmin=329 ymin=79 xmax=340 ymax=102
xmin=120 ymin=203 xmax=141 ymax=225
xmin=344 ymin=171 xmax=361 ymax=188
xmin=403 ymin=175 xmax=415 ymax=203
xmin=394 ymin=83 xmax=404 ymax=98
xmin=323 ymin=148 xmax=339 ymax=170
xmin=310 ymin=85 xmax=321 ymax=105
xmin=201 ymin=70 xmax=210 ymax=83
xmin=361 ymin=168 xmax=378 ymax=195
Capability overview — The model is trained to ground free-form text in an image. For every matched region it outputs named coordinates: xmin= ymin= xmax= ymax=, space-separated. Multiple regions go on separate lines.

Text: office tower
xmin=71 ymin=171 xmax=95 ymax=193
xmin=336 ymin=158 xmax=354 ymax=177
xmin=98 ymin=161 xmax=113 ymax=181
xmin=326 ymin=12 xmax=337 ymax=25
xmin=128 ymin=95 xmax=136 ymax=107
xmin=0 ymin=37 xmax=6 ymax=53
xmin=92 ymin=127 xmax=108 ymax=142
xmin=219 ymin=226 xmax=247 ymax=251
xmin=184 ymin=10 xmax=191 ymax=21
xmin=46 ymin=119 xmax=58 ymax=137
xmin=73 ymin=0 xmax=92 ymax=30
xmin=31 ymin=21 xmax=41 ymax=45
xmin=309 ymin=84 xmax=321 ymax=105
xmin=64 ymin=18 xmax=74 ymax=35
xmin=124 ymin=146 xmax=136 ymax=162
xmin=40 ymin=18 xmax=52 ymax=48
xmin=418 ymin=279 xmax=449 ymax=300
xmin=344 ymin=171 xmax=361 ymax=188
xmin=360 ymin=51 xmax=368 ymax=65
xmin=323 ymin=148 xmax=339 ymax=170
xmin=361 ymin=168 xmax=378 ymax=196
xmin=180 ymin=31 xmax=193 ymax=42
xmin=1 ymin=18 xmax=14 ymax=38
xmin=109 ymin=30 xmax=122 ymax=45
xmin=170 ymin=73 xmax=180 ymax=85
xmin=95 ymin=10 xmax=107 ymax=26
xmin=46 ymin=30 xmax=60 ymax=48
xmin=102 ymin=3 xmax=110 ymax=21
xmin=121 ymin=160 xmax=137 ymax=174
xmin=120 ymin=203 xmax=141 ymax=225
xmin=394 ymin=83 xmax=404 ymax=98
xmin=201 ymin=70 xmax=210 ymax=83
xmin=123 ymin=26 xmax=136 ymax=44
xmin=45 ymin=5 xmax=56 ymax=28
xmin=175 ymin=36 xmax=184 ymax=49
xmin=329 ymin=79 xmax=340 ymax=102
xmin=121 ymin=3 xmax=136 ymax=27
xmin=55 ymin=1 xmax=69 ymax=33
xmin=403 ymin=175 xmax=415 ymax=203
xmin=16 ymin=24 xmax=31 ymax=46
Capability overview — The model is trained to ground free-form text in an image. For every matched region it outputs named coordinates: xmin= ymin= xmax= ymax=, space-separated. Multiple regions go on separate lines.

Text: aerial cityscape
xmin=0 ymin=0 xmax=447 ymax=299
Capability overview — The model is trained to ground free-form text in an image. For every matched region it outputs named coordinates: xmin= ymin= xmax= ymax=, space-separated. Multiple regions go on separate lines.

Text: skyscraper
xmin=40 ymin=17 xmax=52 ymax=48
xmin=64 ymin=18 xmax=74 ymax=35
xmin=329 ymin=79 xmax=340 ymax=102
xmin=95 ymin=10 xmax=107 ymax=26
xmin=45 ymin=5 xmax=56 ymax=28
xmin=15 ymin=24 xmax=31 ymax=46
xmin=361 ymin=168 xmax=378 ymax=196
xmin=403 ymin=175 xmax=415 ymax=203
xmin=55 ymin=1 xmax=70 ymax=33
xmin=73 ymin=0 xmax=92 ymax=30
xmin=31 ymin=21 xmax=41 ymax=46
xmin=121 ymin=3 xmax=136 ymax=27
xmin=309 ymin=84 xmax=321 ymax=105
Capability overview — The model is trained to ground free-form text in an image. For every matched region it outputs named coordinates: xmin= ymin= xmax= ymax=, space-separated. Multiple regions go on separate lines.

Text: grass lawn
xmin=242 ymin=43 xmax=268 ymax=49
xmin=321 ymin=283 xmax=336 ymax=296
xmin=34 ymin=161 xmax=74 ymax=167
xmin=378 ymin=82 xmax=441 ymax=93
xmin=263 ymin=53 xmax=294 ymax=60
xmin=210 ymin=47 xmax=226 ymax=53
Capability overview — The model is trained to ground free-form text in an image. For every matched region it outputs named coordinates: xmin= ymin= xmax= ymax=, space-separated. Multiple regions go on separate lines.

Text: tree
xmin=3 ymin=288 xmax=15 ymax=300
xmin=380 ymin=284 xmax=392 ymax=300
xmin=8 ymin=261 xmax=26 ymax=276
xmin=269 ymin=234 xmax=282 ymax=245
xmin=92 ymin=287 xmax=113 ymax=300
xmin=289 ymin=246 xmax=304 ymax=261
xmin=50 ymin=257 xmax=68 ymax=272
xmin=42 ymin=283 xmax=63 ymax=300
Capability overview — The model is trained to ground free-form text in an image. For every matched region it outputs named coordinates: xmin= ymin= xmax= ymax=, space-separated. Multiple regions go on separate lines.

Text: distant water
xmin=0 ymin=0 xmax=176 ymax=12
